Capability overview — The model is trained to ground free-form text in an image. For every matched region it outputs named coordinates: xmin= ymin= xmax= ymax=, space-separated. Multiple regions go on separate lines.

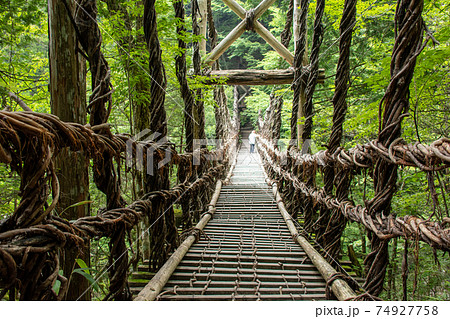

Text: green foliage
xmin=0 ymin=0 xmax=49 ymax=112
xmin=0 ymin=165 xmax=19 ymax=220
xmin=73 ymin=258 xmax=103 ymax=294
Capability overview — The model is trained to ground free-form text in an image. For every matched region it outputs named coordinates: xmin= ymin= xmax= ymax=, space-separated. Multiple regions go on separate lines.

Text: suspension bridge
xmin=0 ymin=0 xmax=449 ymax=302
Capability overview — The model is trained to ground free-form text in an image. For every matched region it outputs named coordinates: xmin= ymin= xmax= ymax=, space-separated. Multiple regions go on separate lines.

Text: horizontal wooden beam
xmin=202 ymin=68 xmax=325 ymax=86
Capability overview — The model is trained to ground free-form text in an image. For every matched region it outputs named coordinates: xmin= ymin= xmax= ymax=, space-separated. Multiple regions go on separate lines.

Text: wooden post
xmin=233 ymin=86 xmax=240 ymax=132
xmin=293 ymin=0 xmax=301 ymax=45
xmin=198 ymin=0 xmax=208 ymax=55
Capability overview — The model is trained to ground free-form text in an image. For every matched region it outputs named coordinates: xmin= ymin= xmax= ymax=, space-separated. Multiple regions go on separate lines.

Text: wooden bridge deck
xmin=132 ymin=144 xmax=331 ymax=300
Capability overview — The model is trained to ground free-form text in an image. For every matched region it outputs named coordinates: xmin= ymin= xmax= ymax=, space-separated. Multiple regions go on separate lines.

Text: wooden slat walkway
xmin=132 ymin=143 xmax=332 ymax=300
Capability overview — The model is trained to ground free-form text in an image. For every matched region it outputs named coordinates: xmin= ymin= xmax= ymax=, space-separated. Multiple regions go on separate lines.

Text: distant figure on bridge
xmin=249 ymin=130 xmax=257 ymax=153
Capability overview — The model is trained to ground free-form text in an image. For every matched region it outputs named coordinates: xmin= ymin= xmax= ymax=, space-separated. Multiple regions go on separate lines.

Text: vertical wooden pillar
xmin=233 ymin=86 xmax=240 ymax=133
xmin=293 ymin=0 xmax=301 ymax=50
xmin=198 ymin=0 xmax=208 ymax=55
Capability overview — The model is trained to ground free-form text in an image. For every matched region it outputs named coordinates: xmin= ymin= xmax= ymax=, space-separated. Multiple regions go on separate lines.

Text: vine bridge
xmin=0 ymin=0 xmax=449 ymax=301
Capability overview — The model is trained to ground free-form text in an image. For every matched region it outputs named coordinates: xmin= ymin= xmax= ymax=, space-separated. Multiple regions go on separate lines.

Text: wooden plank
xmin=169 ymin=272 xmax=325 ymax=281
xmin=157 ymin=286 xmax=326 ymax=294
xmin=165 ymin=279 xmax=324 ymax=287
xmin=157 ymin=293 xmax=326 ymax=301
xmin=202 ymin=68 xmax=325 ymax=86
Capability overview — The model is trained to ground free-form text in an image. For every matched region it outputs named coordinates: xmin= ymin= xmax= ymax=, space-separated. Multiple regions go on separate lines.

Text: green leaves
xmin=52 ymin=269 xmax=64 ymax=295
xmin=59 ymin=200 xmax=93 ymax=217
xmin=73 ymin=259 xmax=102 ymax=293
xmin=0 ymin=0 xmax=49 ymax=112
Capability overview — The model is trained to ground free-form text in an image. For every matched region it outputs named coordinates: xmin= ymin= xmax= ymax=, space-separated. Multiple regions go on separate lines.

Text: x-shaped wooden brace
xmin=203 ymin=0 xmax=294 ymax=66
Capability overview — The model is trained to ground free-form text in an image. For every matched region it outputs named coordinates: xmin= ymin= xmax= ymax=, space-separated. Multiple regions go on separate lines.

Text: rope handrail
xmin=0 ymin=111 xmax=231 ymax=167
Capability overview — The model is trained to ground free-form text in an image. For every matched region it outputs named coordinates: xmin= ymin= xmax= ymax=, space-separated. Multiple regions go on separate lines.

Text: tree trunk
xmin=48 ymin=0 xmax=90 ymax=301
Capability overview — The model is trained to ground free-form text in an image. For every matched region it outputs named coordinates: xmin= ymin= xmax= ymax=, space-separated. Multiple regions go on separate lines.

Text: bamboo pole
xmin=134 ymin=180 xmax=223 ymax=301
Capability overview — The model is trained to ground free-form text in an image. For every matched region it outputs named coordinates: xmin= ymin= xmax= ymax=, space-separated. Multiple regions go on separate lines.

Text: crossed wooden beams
xmin=202 ymin=0 xmax=324 ymax=86
xmin=203 ymin=0 xmax=294 ymax=66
